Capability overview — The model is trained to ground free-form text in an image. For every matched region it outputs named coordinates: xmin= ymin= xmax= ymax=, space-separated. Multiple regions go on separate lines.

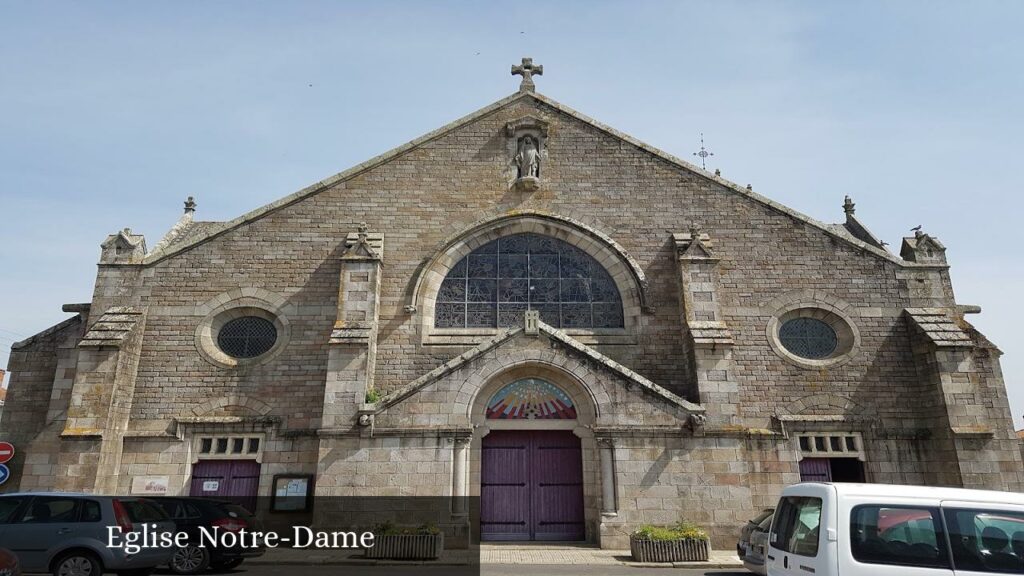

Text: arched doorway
xmin=479 ymin=378 xmax=586 ymax=541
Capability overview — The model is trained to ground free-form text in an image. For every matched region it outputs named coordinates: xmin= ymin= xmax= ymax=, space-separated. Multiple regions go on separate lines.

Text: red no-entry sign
xmin=0 ymin=442 xmax=14 ymax=464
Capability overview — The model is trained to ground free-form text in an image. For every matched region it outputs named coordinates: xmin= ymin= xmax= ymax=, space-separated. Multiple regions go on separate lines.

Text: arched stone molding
xmin=468 ymin=361 xmax=600 ymax=431
xmin=778 ymin=394 xmax=867 ymax=418
xmin=762 ymin=289 xmax=862 ymax=370
xmin=194 ymin=288 xmax=294 ymax=369
xmin=189 ymin=394 xmax=275 ymax=417
xmin=409 ymin=211 xmax=651 ymax=346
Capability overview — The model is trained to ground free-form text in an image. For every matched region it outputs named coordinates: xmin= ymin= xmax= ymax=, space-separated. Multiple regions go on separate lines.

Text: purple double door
xmin=480 ymin=430 xmax=585 ymax=541
xmin=190 ymin=459 xmax=261 ymax=512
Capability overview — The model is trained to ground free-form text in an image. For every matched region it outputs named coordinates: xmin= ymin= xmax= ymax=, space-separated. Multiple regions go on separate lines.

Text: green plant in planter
xmin=632 ymin=520 xmax=708 ymax=541
xmin=374 ymin=521 xmax=441 ymax=536
xmin=364 ymin=388 xmax=381 ymax=404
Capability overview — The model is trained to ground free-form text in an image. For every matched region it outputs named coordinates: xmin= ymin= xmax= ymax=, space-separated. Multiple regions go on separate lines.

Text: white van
xmin=767 ymin=483 xmax=1024 ymax=575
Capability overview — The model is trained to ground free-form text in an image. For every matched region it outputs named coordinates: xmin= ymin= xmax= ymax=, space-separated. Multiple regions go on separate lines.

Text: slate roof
xmin=79 ymin=307 xmax=144 ymax=348
xmin=905 ymin=308 xmax=973 ymax=347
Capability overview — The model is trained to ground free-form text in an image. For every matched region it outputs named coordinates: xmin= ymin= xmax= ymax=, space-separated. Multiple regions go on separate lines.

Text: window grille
xmin=435 ymin=233 xmax=624 ymax=329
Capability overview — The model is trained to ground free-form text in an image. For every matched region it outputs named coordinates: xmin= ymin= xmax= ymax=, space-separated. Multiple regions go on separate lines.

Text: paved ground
xmin=235 ymin=565 xmax=750 ymax=576
xmin=245 ymin=543 xmax=744 ymax=569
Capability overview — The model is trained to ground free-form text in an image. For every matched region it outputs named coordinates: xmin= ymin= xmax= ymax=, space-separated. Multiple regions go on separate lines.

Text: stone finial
xmin=511 ymin=57 xmax=543 ymax=92
xmin=714 ymin=168 xmax=721 ymax=176
xmin=184 ymin=196 xmax=197 ymax=214
xmin=689 ymin=223 xmax=702 ymax=239
xmin=843 ymin=195 xmax=855 ymax=217
xmin=525 ymin=309 xmax=540 ymax=335
xmin=746 ymin=184 xmax=753 ymax=191
xmin=357 ymin=222 xmax=368 ymax=241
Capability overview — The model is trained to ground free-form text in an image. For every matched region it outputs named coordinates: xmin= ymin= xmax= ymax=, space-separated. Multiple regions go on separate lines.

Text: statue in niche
xmin=515 ymin=135 xmax=541 ymax=179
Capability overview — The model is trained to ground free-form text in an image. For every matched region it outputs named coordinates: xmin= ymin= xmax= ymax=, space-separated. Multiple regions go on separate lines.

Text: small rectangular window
xmin=232 ymin=438 xmax=245 ymax=454
xmin=845 ymin=436 xmax=857 ymax=451
xmin=850 ymin=505 xmax=948 ymax=568
xmin=771 ymin=496 xmax=822 ymax=557
xmin=830 ymin=437 xmax=842 ymax=452
xmin=815 ymin=437 xmax=827 ymax=452
xmin=247 ymin=438 xmax=260 ymax=453
xmin=216 ymin=438 xmax=228 ymax=453
xmin=799 ymin=437 xmax=811 ymax=452
xmin=200 ymin=438 xmax=213 ymax=453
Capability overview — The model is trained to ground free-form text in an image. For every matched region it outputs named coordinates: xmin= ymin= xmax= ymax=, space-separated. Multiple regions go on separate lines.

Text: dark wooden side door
xmin=798 ymin=458 xmax=832 ymax=482
xmin=481 ymin=430 xmax=584 ymax=541
xmin=190 ymin=459 xmax=261 ymax=512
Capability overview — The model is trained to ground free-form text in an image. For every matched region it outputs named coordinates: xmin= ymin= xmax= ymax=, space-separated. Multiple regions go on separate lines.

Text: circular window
xmin=217 ymin=316 xmax=278 ymax=359
xmin=778 ymin=317 xmax=838 ymax=359
xmin=766 ymin=305 xmax=860 ymax=369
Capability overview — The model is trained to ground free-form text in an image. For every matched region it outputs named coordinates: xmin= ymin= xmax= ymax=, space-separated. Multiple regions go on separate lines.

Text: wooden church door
xmin=480 ymin=430 xmax=584 ymax=541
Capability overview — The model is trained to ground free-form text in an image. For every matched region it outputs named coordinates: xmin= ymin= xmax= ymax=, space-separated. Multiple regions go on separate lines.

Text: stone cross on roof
xmin=512 ymin=57 xmax=543 ymax=92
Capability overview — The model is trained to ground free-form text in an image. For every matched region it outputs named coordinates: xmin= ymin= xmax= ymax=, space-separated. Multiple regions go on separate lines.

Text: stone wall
xmin=0 ymin=315 xmax=83 ymax=492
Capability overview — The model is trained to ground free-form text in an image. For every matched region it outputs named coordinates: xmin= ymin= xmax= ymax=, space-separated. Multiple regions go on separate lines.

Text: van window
xmin=850 ymin=505 xmax=949 ymax=568
xmin=771 ymin=496 xmax=822 ymax=557
xmin=944 ymin=508 xmax=1024 ymax=573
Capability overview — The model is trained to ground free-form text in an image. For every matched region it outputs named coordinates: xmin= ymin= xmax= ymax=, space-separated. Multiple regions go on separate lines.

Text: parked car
xmin=0 ymin=493 xmax=175 ymax=576
xmin=741 ymin=512 xmax=773 ymax=575
xmin=146 ymin=497 xmax=265 ymax=574
xmin=0 ymin=548 xmax=21 ymax=576
xmin=767 ymin=482 xmax=1024 ymax=576
xmin=738 ymin=508 xmax=774 ymax=557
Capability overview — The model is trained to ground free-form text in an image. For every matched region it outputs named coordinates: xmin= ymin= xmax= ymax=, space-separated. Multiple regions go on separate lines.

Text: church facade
xmin=3 ymin=61 xmax=1022 ymax=548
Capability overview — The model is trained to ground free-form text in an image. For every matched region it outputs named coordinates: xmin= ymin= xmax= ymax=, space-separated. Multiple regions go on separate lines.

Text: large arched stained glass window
xmin=486 ymin=378 xmax=577 ymax=419
xmin=434 ymin=233 xmax=624 ymax=329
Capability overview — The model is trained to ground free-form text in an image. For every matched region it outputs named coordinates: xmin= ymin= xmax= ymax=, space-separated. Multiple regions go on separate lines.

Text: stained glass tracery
xmin=485 ymin=378 xmax=577 ymax=420
xmin=435 ymin=233 xmax=624 ymax=329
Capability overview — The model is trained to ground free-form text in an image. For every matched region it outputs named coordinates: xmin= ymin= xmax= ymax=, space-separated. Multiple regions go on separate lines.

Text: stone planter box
xmin=365 ymin=533 xmax=444 ymax=560
xmin=630 ymin=535 xmax=710 ymax=562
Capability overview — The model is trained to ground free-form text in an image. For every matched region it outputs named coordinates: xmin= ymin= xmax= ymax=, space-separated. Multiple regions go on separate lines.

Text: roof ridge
xmin=142 ymin=90 xmax=532 ymax=264
xmin=141 ymin=89 xmax=904 ymax=266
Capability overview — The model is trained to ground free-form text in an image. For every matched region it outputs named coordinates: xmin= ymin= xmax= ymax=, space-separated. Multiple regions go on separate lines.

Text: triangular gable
xmin=370 ymin=322 xmax=703 ymax=415
xmin=142 ymin=90 xmax=901 ymax=266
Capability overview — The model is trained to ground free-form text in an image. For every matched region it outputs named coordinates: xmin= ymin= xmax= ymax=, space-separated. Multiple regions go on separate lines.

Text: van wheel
xmin=53 ymin=551 xmax=102 ymax=576
xmin=169 ymin=543 xmax=211 ymax=575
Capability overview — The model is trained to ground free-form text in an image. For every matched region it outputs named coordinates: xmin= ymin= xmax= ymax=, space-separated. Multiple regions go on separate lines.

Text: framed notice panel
xmin=271 ymin=474 xmax=314 ymax=512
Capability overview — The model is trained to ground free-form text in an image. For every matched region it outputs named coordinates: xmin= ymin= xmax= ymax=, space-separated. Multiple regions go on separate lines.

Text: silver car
xmin=741 ymin=512 xmax=774 ymax=575
xmin=0 ymin=493 xmax=175 ymax=576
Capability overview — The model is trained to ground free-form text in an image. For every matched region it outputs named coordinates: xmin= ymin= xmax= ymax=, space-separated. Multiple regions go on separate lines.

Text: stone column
xmin=320 ymin=224 xmax=384 ymax=431
xmin=672 ymin=228 xmax=737 ymax=425
xmin=57 ymin=307 xmax=146 ymax=493
xmin=451 ymin=436 xmax=471 ymax=515
xmin=597 ymin=438 xmax=617 ymax=515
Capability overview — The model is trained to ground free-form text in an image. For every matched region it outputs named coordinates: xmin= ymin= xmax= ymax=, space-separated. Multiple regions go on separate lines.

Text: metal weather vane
xmin=692 ymin=132 xmax=714 ymax=170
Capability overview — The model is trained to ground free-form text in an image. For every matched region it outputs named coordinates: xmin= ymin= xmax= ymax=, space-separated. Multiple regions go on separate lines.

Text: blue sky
xmin=2 ymin=1 xmax=1023 ymax=425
